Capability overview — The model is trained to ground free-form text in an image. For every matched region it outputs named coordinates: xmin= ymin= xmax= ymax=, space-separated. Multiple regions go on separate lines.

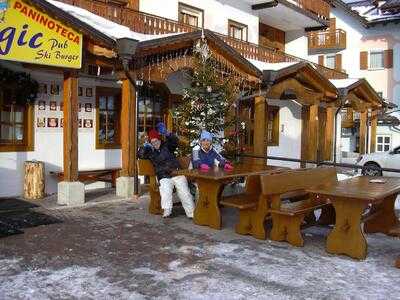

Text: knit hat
xmin=148 ymin=129 xmax=160 ymax=140
xmin=200 ymin=130 xmax=212 ymax=141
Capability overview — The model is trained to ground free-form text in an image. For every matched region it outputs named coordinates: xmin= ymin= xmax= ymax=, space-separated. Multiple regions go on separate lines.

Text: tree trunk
xmin=24 ymin=161 xmax=45 ymax=199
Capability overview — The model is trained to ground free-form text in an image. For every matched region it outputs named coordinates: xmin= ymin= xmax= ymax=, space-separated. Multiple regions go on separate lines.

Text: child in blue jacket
xmin=191 ymin=130 xmax=233 ymax=171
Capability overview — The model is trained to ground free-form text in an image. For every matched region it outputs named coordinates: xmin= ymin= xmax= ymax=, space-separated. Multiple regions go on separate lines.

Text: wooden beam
xmin=301 ymin=106 xmax=309 ymax=167
xmin=324 ymin=107 xmax=335 ymax=160
xmin=63 ymin=70 xmax=79 ymax=182
xmin=308 ymin=102 xmax=319 ymax=161
xmin=253 ymin=96 xmax=267 ymax=164
xmin=359 ymin=111 xmax=367 ymax=154
xmin=370 ymin=110 xmax=378 ymax=153
xmin=167 ymin=94 xmax=174 ymax=132
xmin=121 ymin=78 xmax=137 ymax=177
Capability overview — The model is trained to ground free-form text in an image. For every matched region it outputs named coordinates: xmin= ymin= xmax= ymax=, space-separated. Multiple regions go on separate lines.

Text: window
xmin=179 ymin=3 xmax=203 ymax=27
xmin=267 ymin=106 xmax=279 ymax=146
xmin=376 ymin=135 xmax=391 ymax=152
xmin=96 ymin=88 xmax=121 ymax=149
xmin=138 ymin=85 xmax=164 ymax=135
xmin=369 ymin=51 xmax=384 ymax=69
xmin=0 ymin=89 xmax=33 ymax=152
xmin=228 ymin=20 xmax=248 ymax=41
xmin=325 ymin=55 xmax=336 ymax=69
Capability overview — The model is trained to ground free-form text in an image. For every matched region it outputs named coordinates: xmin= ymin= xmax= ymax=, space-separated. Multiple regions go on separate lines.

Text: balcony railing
xmin=292 ymin=0 xmax=330 ymax=20
xmin=308 ymin=29 xmax=347 ymax=51
xmin=59 ymin=0 xmax=347 ymax=79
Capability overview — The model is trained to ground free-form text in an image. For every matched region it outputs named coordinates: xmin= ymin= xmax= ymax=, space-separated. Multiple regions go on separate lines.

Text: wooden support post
xmin=308 ymin=102 xmax=319 ymax=161
xmin=253 ymin=96 xmax=266 ymax=164
xmin=63 ymin=70 xmax=79 ymax=182
xmin=324 ymin=107 xmax=335 ymax=161
xmin=359 ymin=110 xmax=367 ymax=154
xmin=121 ymin=78 xmax=137 ymax=178
xmin=167 ymin=94 xmax=174 ymax=132
xmin=370 ymin=110 xmax=378 ymax=153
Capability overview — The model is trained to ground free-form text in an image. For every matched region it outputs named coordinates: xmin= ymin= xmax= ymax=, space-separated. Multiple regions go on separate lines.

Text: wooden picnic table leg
xmin=364 ymin=195 xmax=400 ymax=234
xmin=326 ymin=198 xmax=368 ymax=260
xmin=193 ymin=178 xmax=224 ymax=230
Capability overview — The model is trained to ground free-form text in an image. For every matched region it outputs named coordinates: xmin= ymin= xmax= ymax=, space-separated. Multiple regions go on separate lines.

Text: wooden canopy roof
xmin=262 ymin=62 xmax=339 ymax=105
xmin=332 ymin=78 xmax=383 ymax=111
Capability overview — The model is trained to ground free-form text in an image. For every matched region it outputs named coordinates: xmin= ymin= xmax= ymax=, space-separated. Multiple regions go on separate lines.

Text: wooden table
xmin=175 ymin=164 xmax=284 ymax=229
xmin=307 ymin=176 xmax=400 ymax=260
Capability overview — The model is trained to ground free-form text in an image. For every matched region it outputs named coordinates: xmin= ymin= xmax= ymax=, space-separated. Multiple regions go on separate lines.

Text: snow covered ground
xmin=0 ymin=193 xmax=399 ymax=299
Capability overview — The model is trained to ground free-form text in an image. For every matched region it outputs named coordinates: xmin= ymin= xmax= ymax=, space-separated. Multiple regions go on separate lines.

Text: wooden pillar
xmin=359 ymin=110 xmax=367 ymax=154
xmin=253 ymin=96 xmax=267 ymax=164
xmin=63 ymin=70 xmax=79 ymax=182
xmin=370 ymin=110 xmax=378 ymax=153
xmin=324 ymin=106 xmax=335 ymax=161
xmin=308 ymin=102 xmax=319 ymax=161
xmin=121 ymin=78 xmax=137 ymax=177
xmin=167 ymin=94 xmax=174 ymax=132
xmin=301 ymin=106 xmax=309 ymax=167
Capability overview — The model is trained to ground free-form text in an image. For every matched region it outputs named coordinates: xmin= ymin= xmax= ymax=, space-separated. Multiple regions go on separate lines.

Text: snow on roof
xmin=344 ymin=0 xmax=400 ymax=22
xmin=247 ymin=59 xmax=299 ymax=72
xmin=330 ymin=78 xmax=360 ymax=88
xmin=47 ymin=0 xmax=181 ymax=41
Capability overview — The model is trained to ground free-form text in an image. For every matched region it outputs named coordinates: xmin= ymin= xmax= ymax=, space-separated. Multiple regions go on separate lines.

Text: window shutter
xmin=335 ymin=53 xmax=342 ymax=71
xmin=384 ymin=49 xmax=393 ymax=68
xmin=318 ymin=55 xmax=324 ymax=66
xmin=360 ymin=51 xmax=368 ymax=70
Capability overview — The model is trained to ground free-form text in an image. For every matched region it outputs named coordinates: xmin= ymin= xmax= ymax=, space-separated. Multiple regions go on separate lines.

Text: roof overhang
xmin=261 ymin=62 xmax=339 ymax=103
xmin=136 ymin=30 xmax=263 ymax=81
xmin=331 ymin=78 xmax=383 ymax=110
xmin=244 ymin=0 xmax=328 ymax=31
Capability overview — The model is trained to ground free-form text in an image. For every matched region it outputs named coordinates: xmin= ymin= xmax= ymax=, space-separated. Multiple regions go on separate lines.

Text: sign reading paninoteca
xmin=0 ymin=0 xmax=82 ymax=69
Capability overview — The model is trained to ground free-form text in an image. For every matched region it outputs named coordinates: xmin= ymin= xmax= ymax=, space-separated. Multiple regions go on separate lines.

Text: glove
xmin=199 ymin=164 xmax=210 ymax=171
xmin=224 ymin=163 xmax=234 ymax=171
xmin=156 ymin=122 xmax=169 ymax=136
xmin=143 ymin=142 xmax=153 ymax=150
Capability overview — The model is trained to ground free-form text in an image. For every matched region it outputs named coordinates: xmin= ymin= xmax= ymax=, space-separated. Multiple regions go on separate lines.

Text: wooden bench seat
xmin=137 ymin=157 xmax=191 ymax=215
xmin=50 ymin=168 xmax=120 ymax=187
xmin=260 ymin=167 xmax=338 ymax=247
xmin=269 ymin=197 xmax=328 ymax=217
xmin=220 ymin=194 xmax=258 ymax=210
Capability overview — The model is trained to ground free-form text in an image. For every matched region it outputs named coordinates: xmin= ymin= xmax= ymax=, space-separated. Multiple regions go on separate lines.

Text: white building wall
xmin=139 ymin=0 xmax=260 ymax=44
xmin=266 ymin=99 xmax=302 ymax=168
xmin=0 ymin=64 xmax=122 ymax=197
xmin=285 ymin=30 xmax=309 ymax=60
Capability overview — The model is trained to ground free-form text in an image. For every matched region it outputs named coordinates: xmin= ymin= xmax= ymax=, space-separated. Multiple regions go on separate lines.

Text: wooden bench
xmin=261 ymin=167 xmax=338 ymax=247
xmin=137 ymin=157 xmax=191 ymax=215
xmin=50 ymin=168 xmax=121 ymax=187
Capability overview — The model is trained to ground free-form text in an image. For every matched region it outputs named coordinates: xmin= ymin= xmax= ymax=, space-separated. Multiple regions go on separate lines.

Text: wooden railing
xmin=293 ymin=0 xmax=330 ymax=20
xmin=308 ymin=29 xmax=347 ymax=50
xmin=59 ymin=0 xmax=347 ymax=79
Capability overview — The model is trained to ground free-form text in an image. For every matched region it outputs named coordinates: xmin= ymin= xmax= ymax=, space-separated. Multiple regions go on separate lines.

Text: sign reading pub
xmin=0 ymin=0 xmax=82 ymax=68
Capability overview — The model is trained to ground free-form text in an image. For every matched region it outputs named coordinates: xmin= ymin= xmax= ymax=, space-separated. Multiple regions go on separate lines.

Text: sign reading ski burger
xmin=0 ymin=0 xmax=82 ymax=68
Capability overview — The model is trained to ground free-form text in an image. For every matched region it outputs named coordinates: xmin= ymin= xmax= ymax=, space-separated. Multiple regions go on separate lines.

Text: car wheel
xmin=362 ymin=162 xmax=382 ymax=176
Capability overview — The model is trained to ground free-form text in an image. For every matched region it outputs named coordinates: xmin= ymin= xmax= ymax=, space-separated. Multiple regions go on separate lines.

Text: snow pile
xmin=47 ymin=0 xmax=182 ymax=41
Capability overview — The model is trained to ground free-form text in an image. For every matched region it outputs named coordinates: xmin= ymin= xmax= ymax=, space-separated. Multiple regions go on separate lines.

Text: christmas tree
xmin=173 ymin=37 xmax=238 ymax=155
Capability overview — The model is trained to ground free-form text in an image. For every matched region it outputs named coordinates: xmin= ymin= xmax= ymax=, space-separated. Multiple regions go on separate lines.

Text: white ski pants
xmin=159 ymin=175 xmax=194 ymax=217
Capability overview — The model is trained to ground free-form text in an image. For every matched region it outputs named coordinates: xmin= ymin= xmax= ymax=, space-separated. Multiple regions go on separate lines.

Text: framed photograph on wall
xmin=84 ymin=103 xmax=92 ymax=112
xmin=49 ymin=101 xmax=57 ymax=111
xmin=78 ymin=119 xmax=82 ymax=128
xmin=38 ymin=101 xmax=46 ymax=110
xmin=50 ymin=84 xmax=60 ymax=95
xmin=59 ymin=101 xmax=63 ymax=111
xmin=37 ymin=117 xmax=46 ymax=128
xmin=39 ymin=83 xmax=47 ymax=94
xmin=86 ymin=87 xmax=93 ymax=97
xmin=78 ymin=87 xmax=83 ymax=96
xmin=83 ymin=119 xmax=93 ymax=128
xmin=60 ymin=118 xmax=64 ymax=128
xmin=47 ymin=117 xmax=58 ymax=128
